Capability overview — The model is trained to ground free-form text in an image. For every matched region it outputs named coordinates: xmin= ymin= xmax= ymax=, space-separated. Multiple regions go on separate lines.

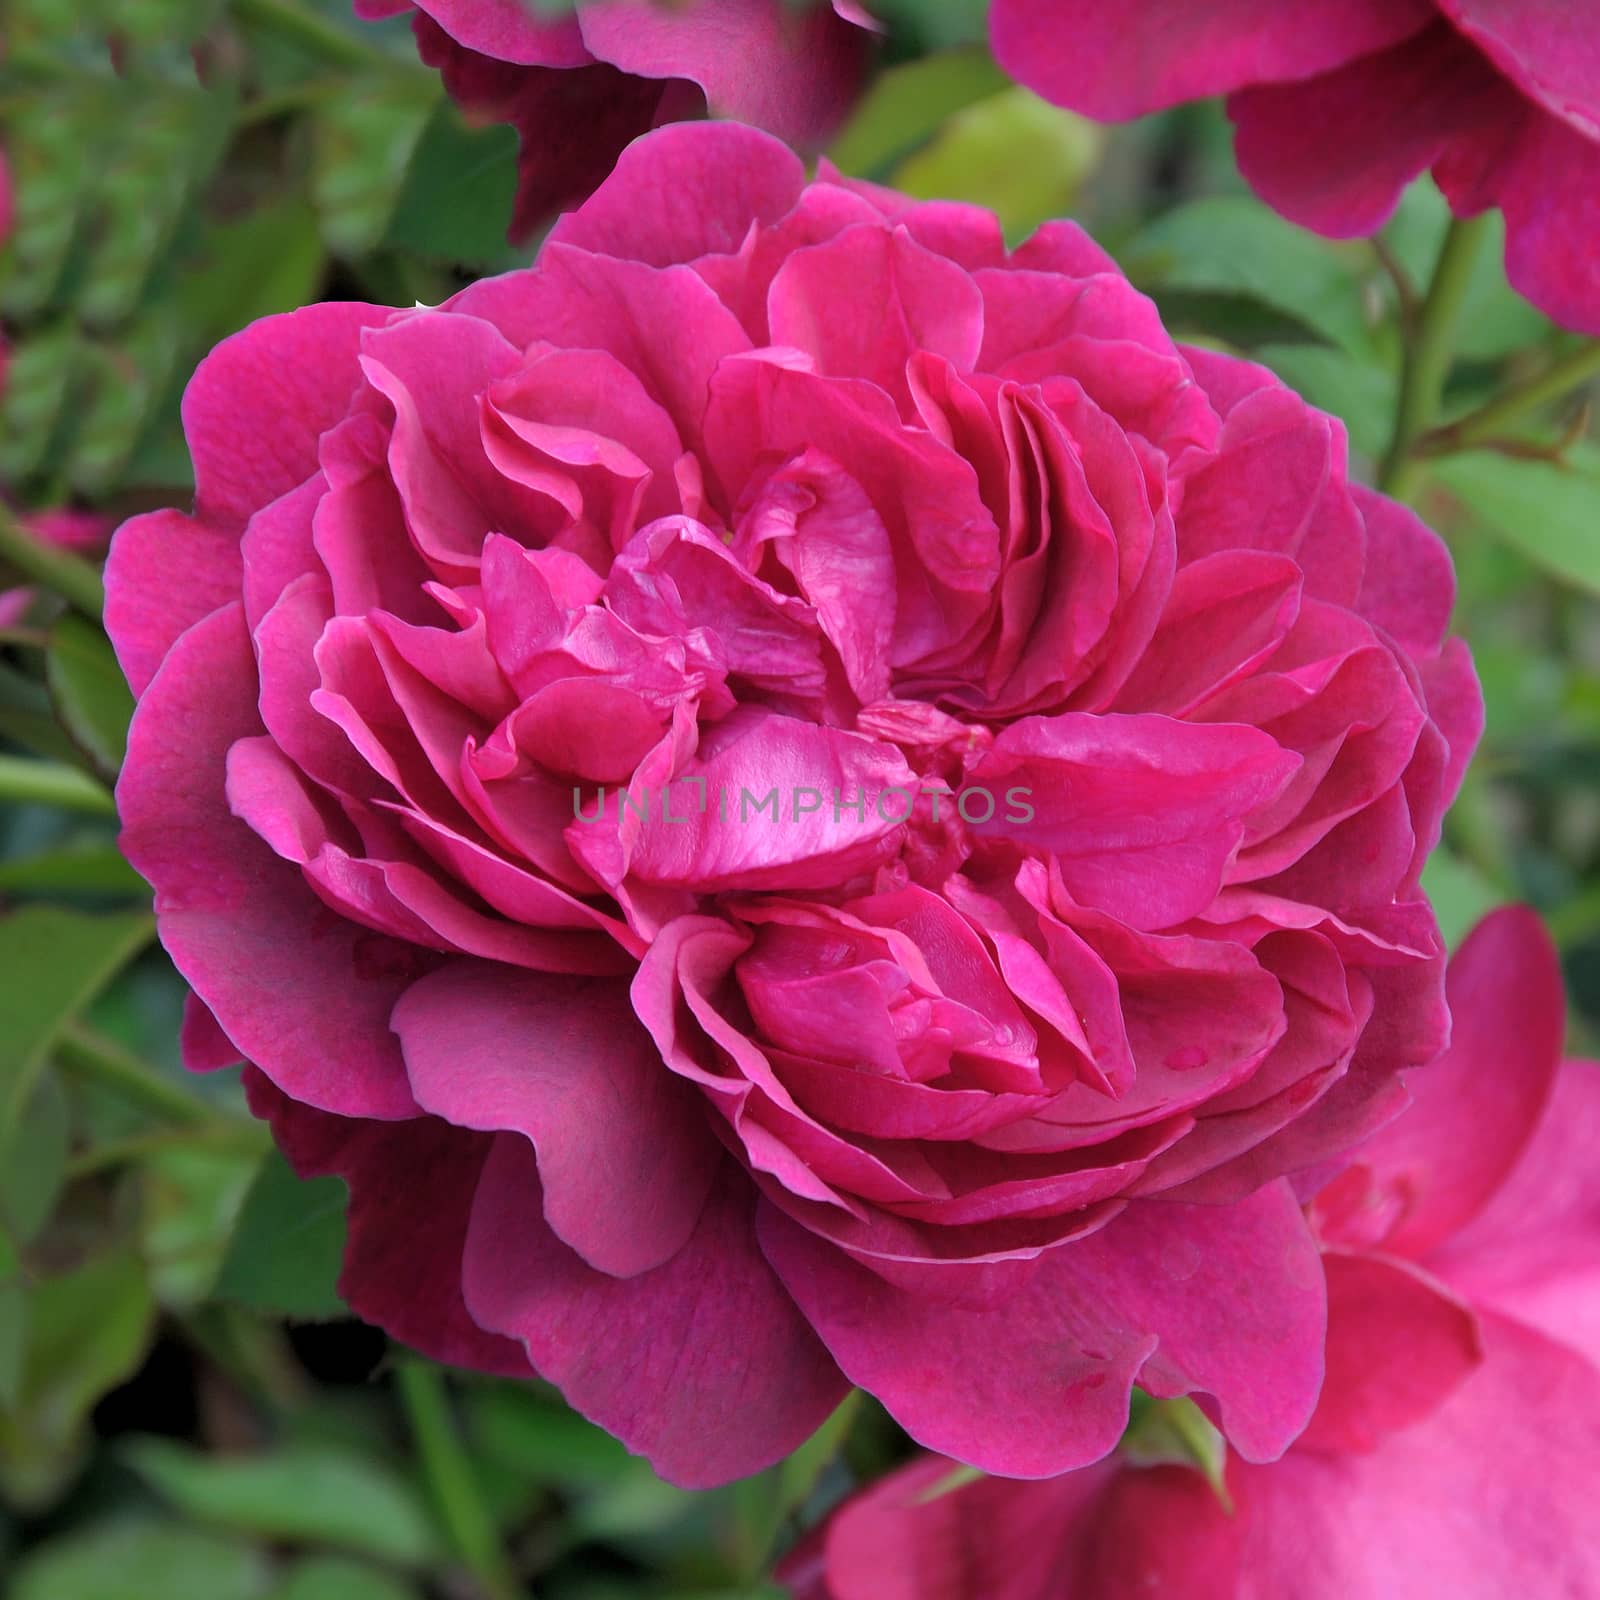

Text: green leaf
xmin=892 ymin=87 xmax=1103 ymax=245
xmin=0 ymin=840 xmax=149 ymax=897
xmin=0 ymin=1247 xmax=158 ymax=1508
xmin=313 ymin=78 xmax=438 ymax=257
xmin=0 ymin=321 xmax=80 ymax=484
xmin=9 ymin=1518 xmax=268 ymax=1600
xmin=1422 ymin=848 xmax=1506 ymax=949
xmin=140 ymin=1145 xmax=262 ymax=1310
xmin=1121 ymin=1394 xmax=1231 ymax=1509
xmin=1428 ymin=450 xmax=1600 ymax=598
xmin=214 ymin=1148 xmax=348 ymax=1319
xmin=181 ymin=196 xmax=328 ymax=348
xmin=1126 ymin=197 xmax=1376 ymax=355
xmin=123 ymin=1437 xmax=443 ymax=1566
xmin=268 ymin=1556 xmax=421 ymax=1600
xmin=730 ymin=1392 xmax=859 ymax=1577
xmin=865 ymin=0 xmax=990 ymax=49
xmin=0 ymin=1068 xmax=70 ymax=1249
xmin=0 ymin=661 xmax=82 ymax=764
xmin=383 ymin=100 xmax=524 ymax=271
xmin=829 ymin=48 xmax=1011 ymax=180
xmin=465 ymin=1382 xmax=633 ymax=1491
xmin=46 ymin=613 xmax=137 ymax=784
xmin=0 ymin=1281 xmax=27 ymax=1406
xmin=0 ymin=906 xmax=153 ymax=1165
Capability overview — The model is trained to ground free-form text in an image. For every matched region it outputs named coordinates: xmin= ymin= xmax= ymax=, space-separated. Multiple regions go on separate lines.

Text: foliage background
xmin=1 ymin=1 xmax=1597 ymax=1594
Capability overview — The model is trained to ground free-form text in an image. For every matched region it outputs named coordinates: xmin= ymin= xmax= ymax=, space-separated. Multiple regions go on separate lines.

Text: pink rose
xmin=791 ymin=907 xmax=1600 ymax=1599
xmin=991 ymin=0 xmax=1600 ymax=335
xmin=108 ymin=123 xmax=1480 ymax=1488
xmin=357 ymin=0 xmax=876 ymax=238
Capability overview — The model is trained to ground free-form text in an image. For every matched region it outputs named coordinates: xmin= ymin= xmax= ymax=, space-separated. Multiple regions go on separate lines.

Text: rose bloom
xmin=109 ymin=123 xmax=1480 ymax=1488
xmin=356 ymin=0 xmax=876 ymax=238
xmin=790 ymin=908 xmax=1600 ymax=1600
xmin=991 ymin=0 xmax=1600 ymax=335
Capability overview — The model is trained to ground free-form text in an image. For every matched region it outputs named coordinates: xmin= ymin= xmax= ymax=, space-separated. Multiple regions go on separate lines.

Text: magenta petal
xmin=761 ymin=1181 xmax=1324 ymax=1475
xmin=757 ymin=1197 xmax=1152 ymax=1477
xmin=577 ymin=0 xmax=868 ymax=145
xmin=767 ymin=224 xmax=984 ymax=408
xmin=548 ymin=119 xmax=806 ymax=267
xmin=182 ymin=302 xmax=390 ymax=531
xmin=970 ymin=714 xmax=1299 ymax=929
xmin=1436 ymin=92 xmax=1600 ymax=337
xmin=1437 ymin=0 xmax=1600 ymax=135
xmin=105 ymin=509 xmax=243 ymax=698
xmin=1324 ymin=906 xmax=1564 ymax=1259
xmin=462 ymin=1138 xmax=847 ymax=1487
xmin=1230 ymin=23 xmax=1508 ymax=239
xmin=1431 ymin=1059 xmax=1600 ymax=1370
xmin=180 ymin=991 xmax=240 ymax=1072
xmin=990 ymin=0 xmax=1432 ymax=121
xmin=1227 ymin=1311 xmax=1600 ymax=1599
xmin=1296 ymin=1250 xmax=1481 ymax=1454
xmin=392 ymin=961 xmax=718 ymax=1277
xmin=244 ymin=1068 xmax=531 ymax=1376
xmin=1351 ymin=486 xmax=1456 ymax=656
xmin=814 ymin=1453 xmax=1118 ymax=1600
xmin=413 ymin=0 xmax=590 ymax=65
xmin=1067 ymin=1183 xmax=1327 ymax=1462
xmin=453 ymin=246 xmax=753 ymax=454
xmin=118 ymin=604 xmax=419 ymax=1119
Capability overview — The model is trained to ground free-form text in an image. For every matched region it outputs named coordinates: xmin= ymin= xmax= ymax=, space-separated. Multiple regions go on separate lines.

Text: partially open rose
xmin=109 ymin=123 xmax=1479 ymax=1487
xmin=992 ymin=0 xmax=1600 ymax=334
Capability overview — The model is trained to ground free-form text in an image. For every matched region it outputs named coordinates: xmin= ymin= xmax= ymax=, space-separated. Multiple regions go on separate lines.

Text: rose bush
xmin=789 ymin=907 xmax=1600 ymax=1600
xmin=356 ymin=0 xmax=875 ymax=237
xmin=991 ymin=0 xmax=1600 ymax=334
xmin=108 ymin=122 xmax=1480 ymax=1488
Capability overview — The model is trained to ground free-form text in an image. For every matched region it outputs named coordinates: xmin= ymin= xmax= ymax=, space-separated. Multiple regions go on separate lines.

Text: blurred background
xmin=1 ymin=1 xmax=1597 ymax=1595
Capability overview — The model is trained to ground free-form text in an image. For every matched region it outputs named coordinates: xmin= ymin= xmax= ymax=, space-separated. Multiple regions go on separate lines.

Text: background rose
xmin=991 ymin=0 xmax=1600 ymax=335
xmin=108 ymin=121 xmax=1479 ymax=1488
xmin=791 ymin=907 xmax=1600 ymax=1600
xmin=355 ymin=0 xmax=876 ymax=238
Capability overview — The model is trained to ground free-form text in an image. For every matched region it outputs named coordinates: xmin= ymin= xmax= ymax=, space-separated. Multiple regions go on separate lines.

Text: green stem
xmin=397 ymin=1363 xmax=519 ymax=1600
xmin=1379 ymin=214 xmax=1493 ymax=500
xmin=232 ymin=0 xmax=406 ymax=69
xmin=66 ymin=1121 xmax=270 ymax=1179
xmin=0 ymin=753 xmax=115 ymax=814
xmin=55 ymin=1021 xmax=220 ymax=1128
xmin=1420 ymin=339 xmax=1600 ymax=456
xmin=0 ymin=502 xmax=105 ymax=620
